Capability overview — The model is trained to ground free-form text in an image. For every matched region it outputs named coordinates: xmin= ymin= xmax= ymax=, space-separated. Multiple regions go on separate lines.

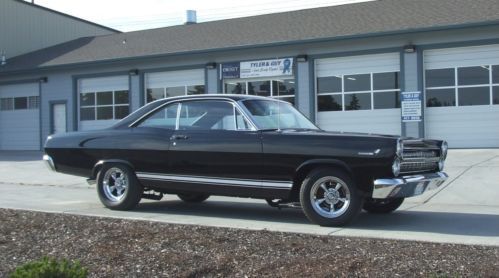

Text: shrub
xmin=9 ymin=256 xmax=88 ymax=278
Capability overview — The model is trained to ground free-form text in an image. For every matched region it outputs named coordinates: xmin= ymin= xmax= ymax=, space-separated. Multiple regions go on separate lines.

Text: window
xmin=223 ymin=78 xmax=296 ymax=105
xmin=146 ymin=85 xmax=205 ymax=103
xmin=494 ymin=87 xmax=499 ymax=105
xmin=317 ymin=71 xmax=400 ymax=112
xmin=139 ymin=103 xmax=179 ymax=129
xmin=425 ymin=64 xmax=498 ymax=107
xmin=179 ymin=101 xmax=240 ymax=130
xmin=0 ymin=96 xmax=39 ymax=111
xmin=80 ymin=90 xmax=129 ymax=121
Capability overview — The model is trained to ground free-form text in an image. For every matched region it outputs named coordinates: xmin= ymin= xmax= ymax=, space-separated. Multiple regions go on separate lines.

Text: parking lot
xmin=0 ymin=149 xmax=498 ymax=246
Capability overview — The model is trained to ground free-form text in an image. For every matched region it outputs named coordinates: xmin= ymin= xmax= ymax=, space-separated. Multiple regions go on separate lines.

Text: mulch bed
xmin=0 ymin=208 xmax=498 ymax=277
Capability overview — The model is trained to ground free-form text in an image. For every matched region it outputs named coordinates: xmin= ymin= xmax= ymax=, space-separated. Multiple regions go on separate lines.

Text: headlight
xmin=392 ymin=158 xmax=401 ymax=177
xmin=441 ymin=141 xmax=448 ymax=160
xmin=396 ymin=139 xmax=404 ymax=158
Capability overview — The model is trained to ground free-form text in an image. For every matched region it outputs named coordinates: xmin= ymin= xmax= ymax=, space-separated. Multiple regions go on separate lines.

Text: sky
xmin=33 ymin=0 xmax=371 ymax=32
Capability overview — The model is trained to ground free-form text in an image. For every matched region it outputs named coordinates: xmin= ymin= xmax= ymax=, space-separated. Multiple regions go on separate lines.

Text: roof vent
xmin=1 ymin=51 xmax=6 ymax=66
xmin=185 ymin=10 xmax=197 ymax=25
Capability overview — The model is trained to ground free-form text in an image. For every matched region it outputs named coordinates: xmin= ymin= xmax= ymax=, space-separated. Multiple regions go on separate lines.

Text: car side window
xmin=138 ymin=103 xmax=179 ymax=129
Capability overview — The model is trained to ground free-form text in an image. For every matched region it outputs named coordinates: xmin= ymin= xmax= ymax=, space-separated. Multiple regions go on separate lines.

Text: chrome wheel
xmin=310 ymin=176 xmax=350 ymax=218
xmin=102 ymin=167 xmax=128 ymax=202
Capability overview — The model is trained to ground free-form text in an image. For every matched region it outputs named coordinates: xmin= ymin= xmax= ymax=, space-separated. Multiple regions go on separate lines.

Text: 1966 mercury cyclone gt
xmin=44 ymin=95 xmax=448 ymax=226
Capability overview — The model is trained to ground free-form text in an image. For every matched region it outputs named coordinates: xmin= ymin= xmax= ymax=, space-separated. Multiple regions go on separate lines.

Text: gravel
xmin=0 ymin=208 xmax=498 ymax=277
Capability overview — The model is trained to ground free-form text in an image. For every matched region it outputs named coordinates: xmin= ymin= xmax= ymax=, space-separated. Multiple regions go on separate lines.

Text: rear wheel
xmin=177 ymin=193 xmax=210 ymax=203
xmin=363 ymin=198 xmax=404 ymax=213
xmin=96 ymin=163 xmax=142 ymax=210
xmin=300 ymin=168 xmax=362 ymax=226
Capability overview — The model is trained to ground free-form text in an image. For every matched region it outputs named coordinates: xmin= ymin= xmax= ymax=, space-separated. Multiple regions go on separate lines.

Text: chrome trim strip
xmin=136 ymin=172 xmax=292 ymax=189
xmin=372 ymin=172 xmax=448 ymax=199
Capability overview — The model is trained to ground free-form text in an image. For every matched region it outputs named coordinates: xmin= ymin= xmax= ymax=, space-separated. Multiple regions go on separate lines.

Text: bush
xmin=9 ymin=257 xmax=88 ymax=278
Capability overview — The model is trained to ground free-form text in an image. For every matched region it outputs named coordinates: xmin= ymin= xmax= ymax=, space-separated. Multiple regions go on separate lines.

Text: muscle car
xmin=43 ymin=94 xmax=449 ymax=226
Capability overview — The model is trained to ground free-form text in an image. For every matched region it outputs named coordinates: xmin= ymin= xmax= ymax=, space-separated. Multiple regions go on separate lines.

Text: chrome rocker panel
xmin=372 ymin=172 xmax=448 ymax=199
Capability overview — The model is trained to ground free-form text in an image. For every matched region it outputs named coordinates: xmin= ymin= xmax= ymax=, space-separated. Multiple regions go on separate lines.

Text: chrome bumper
xmin=372 ymin=172 xmax=448 ymax=199
xmin=43 ymin=154 xmax=56 ymax=172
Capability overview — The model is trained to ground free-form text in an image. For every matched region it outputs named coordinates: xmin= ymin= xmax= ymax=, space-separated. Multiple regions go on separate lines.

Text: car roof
xmin=154 ymin=94 xmax=276 ymax=104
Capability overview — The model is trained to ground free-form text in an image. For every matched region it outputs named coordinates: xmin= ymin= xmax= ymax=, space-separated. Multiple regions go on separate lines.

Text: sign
xmin=221 ymin=58 xmax=294 ymax=79
xmin=401 ymin=91 xmax=422 ymax=122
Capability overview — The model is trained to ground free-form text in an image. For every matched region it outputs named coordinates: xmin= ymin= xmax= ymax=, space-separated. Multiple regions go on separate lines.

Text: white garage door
xmin=316 ymin=53 xmax=401 ymax=135
xmin=78 ymin=76 xmax=129 ymax=131
xmin=145 ymin=69 xmax=205 ymax=103
xmin=0 ymin=83 xmax=40 ymax=150
xmin=424 ymin=44 xmax=499 ymax=148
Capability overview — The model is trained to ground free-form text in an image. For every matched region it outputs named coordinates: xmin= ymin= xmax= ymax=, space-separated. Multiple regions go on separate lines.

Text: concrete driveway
xmin=0 ymin=149 xmax=498 ymax=246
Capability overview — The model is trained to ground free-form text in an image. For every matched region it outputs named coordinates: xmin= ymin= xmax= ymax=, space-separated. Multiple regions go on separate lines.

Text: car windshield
xmin=242 ymin=99 xmax=319 ymax=130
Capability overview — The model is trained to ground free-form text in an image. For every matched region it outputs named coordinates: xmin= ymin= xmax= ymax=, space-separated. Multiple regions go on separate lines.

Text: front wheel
xmin=96 ymin=163 xmax=143 ymax=210
xmin=363 ymin=198 xmax=404 ymax=213
xmin=300 ymin=168 xmax=362 ymax=226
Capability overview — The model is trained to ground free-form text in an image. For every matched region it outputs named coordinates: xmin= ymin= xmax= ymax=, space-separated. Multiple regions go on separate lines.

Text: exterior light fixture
xmin=296 ymin=54 xmax=308 ymax=62
xmin=206 ymin=62 xmax=217 ymax=69
xmin=39 ymin=77 xmax=48 ymax=83
xmin=404 ymin=44 xmax=416 ymax=53
xmin=128 ymin=69 xmax=139 ymax=76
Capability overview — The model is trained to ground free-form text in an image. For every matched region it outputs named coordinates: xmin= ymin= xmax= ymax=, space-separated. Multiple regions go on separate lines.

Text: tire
xmin=96 ymin=163 xmax=143 ymax=210
xmin=363 ymin=198 xmax=404 ymax=214
xmin=177 ymin=193 xmax=210 ymax=203
xmin=300 ymin=168 xmax=362 ymax=227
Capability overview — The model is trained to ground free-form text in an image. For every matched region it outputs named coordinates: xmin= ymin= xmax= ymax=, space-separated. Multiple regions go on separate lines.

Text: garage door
xmin=0 ymin=83 xmax=40 ymax=150
xmin=316 ymin=53 xmax=401 ymax=135
xmin=78 ymin=76 xmax=129 ymax=131
xmin=424 ymin=44 xmax=499 ymax=148
xmin=145 ymin=69 xmax=205 ymax=103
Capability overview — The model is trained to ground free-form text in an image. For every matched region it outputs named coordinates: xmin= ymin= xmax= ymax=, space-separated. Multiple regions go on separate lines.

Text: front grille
xmin=400 ymin=149 xmax=440 ymax=174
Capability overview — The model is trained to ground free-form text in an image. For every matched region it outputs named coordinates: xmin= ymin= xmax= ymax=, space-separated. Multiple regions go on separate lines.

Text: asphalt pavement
xmin=0 ymin=149 xmax=498 ymax=246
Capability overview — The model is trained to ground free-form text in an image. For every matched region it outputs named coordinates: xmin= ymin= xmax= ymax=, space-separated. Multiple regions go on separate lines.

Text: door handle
xmin=170 ymin=134 xmax=189 ymax=140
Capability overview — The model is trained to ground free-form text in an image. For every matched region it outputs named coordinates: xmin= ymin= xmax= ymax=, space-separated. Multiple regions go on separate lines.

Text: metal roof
xmin=1 ymin=0 xmax=499 ymax=74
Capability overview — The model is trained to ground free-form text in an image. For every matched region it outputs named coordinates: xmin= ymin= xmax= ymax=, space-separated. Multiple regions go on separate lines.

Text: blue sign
xmin=401 ymin=91 xmax=422 ymax=122
xmin=221 ymin=62 xmax=240 ymax=79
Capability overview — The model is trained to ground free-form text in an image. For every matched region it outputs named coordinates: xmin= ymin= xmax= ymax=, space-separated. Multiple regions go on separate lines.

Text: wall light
xmin=404 ymin=44 xmax=416 ymax=53
xmin=128 ymin=69 xmax=139 ymax=76
xmin=296 ymin=54 xmax=308 ymax=62
xmin=39 ymin=77 xmax=48 ymax=83
xmin=206 ymin=62 xmax=217 ymax=69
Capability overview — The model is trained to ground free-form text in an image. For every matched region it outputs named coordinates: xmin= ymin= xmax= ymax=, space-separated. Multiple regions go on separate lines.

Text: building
xmin=0 ymin=0 xmax=498 ymax=150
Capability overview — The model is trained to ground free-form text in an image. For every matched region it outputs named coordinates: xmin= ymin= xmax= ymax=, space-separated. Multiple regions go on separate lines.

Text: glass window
xmin=493 ymin=86 xmax=499 ymax=105
xmin=318 ymin=95 xmax=342 ymax=112
xmin=114 ymin=90 xmax=129 ymax=104
xmin=80 ymin=93 xmax=95 ymax=106
xmin=147 ymin=88 xmax=164 ymax=103
xmin=139 ymin=103 xmax=179 ymax=129
xmin=493 ymin=65 xmax=499 ymax=84
xmin=14 ymin=97 xmax=28 ymax=110
xmin=374 ymin=91 xmax=400 ymax=109
xmin=345 ymin=93 xmax=371 ymax=110
xmin=373 ymin=72 xmax=399 ymax=90
xmin=248 ymin=81 xmax=271 ymax=96
xmin=458 ymin=66 xmax=490 ymax=86
xmin=274 ymin=80 xmax=295 ymax=96
xmin=115 ymin=106 xmax=129 ymax=119
xmin=235 ymin=109 xmax=252 ymax=130
xmin=179 ymin=101 xmax=234 ymax=130
xmin=28 ymin=96 xmax=40 ymax=109
xmin=0 ymin=98 xmax=13 ymax=111
xmin=425 ymin=68 xmax=454 ymax=87
xmin=96 ymin=91 xmax=113 ymax=105
xmin=317 ymin=76 xmax=341 ymax=93
xmin=97 ymin=107 xmax=113 ymax=120
xmin=225 ymin=82 xmax=246 ymax=94
xmin=187 ymin=85 xmax=205 ymax=95
xmin=344 ymin=74 xmax=370 ymax=92
xmin=80 ymin=107 xmax=95 ymax=121
xmin=275 ymin=96 xmax=295 ymax=106
xmin=426 ymin=89 xmax=455 ymax=107
xmin=458 ymin=87 xmax=490 ymax=106
xmin=165 ymin=86 xmax=185 ymax=98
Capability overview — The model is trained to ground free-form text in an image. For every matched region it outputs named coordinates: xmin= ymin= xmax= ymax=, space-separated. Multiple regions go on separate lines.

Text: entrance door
xmin=52 ymin=103 xmax=67 ymax=134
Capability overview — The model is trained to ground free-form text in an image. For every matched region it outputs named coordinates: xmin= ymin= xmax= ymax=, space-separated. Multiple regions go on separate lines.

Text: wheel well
xmin=289 ymin=163 xmax=353 ymax=201
xmin=91 ymin=159 xmax=134 ymax=180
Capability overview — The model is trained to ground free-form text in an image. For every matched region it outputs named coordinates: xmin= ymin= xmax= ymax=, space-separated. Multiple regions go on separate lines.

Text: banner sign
xmin=222 ymin=58 xmax=294 ymax=79
xmin=401 ymin=91 xmax=422 ymax=122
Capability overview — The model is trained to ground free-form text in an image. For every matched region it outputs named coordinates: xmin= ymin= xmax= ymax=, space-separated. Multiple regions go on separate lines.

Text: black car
xmin=43 ymin=95 xmax=448 ymax=226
